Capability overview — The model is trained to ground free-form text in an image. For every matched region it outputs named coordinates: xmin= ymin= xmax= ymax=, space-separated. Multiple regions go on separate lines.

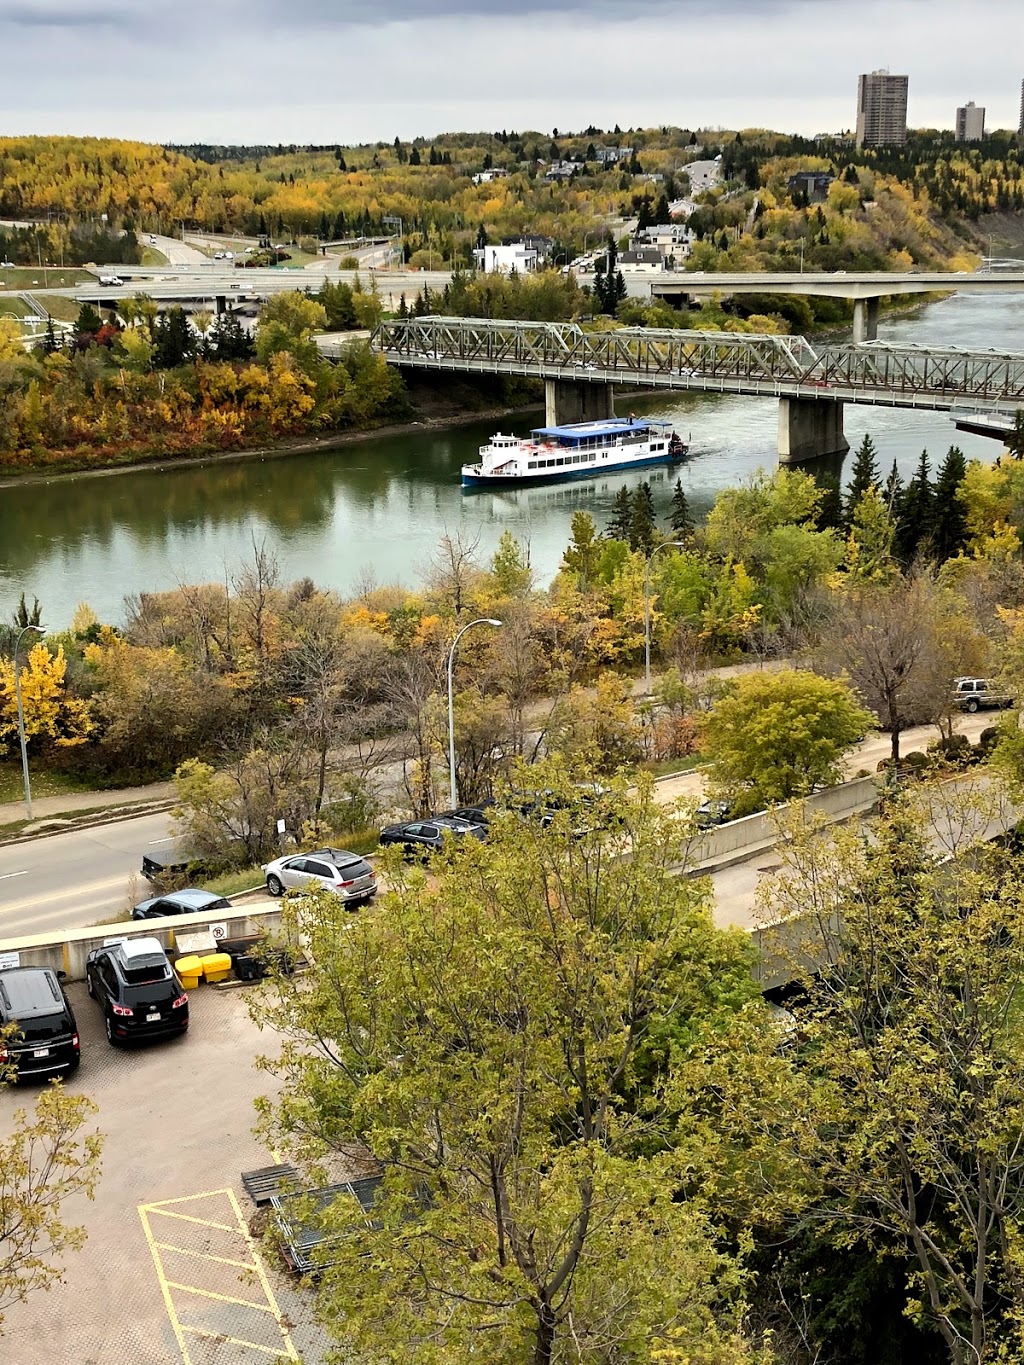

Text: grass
xmin=199 ymin=866 xmax=267 ymax=897
xmin=36 ymin=295 xmax=80 ymax=323
xmin=647 ymin=754 xmax=705 ymax=778
xmin=0 ymin=763 xmax=93 ymax=806
xmin=0 ymin=267 xmax=92 ymax=289
xmin=0 ymin=297 xmax=31 ymax=318
xmin=140 ymin=246 xmax=168 ymax=266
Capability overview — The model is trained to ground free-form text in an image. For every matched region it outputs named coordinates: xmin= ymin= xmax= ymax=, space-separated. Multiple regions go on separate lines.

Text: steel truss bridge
xmin=364 ymin=317 xmax=1024 ymax=416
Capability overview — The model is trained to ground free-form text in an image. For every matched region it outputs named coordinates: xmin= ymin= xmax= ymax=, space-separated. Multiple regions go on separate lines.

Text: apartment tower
xmin=856 ymin=70 xmax=909 ymax=147
xmin=955 ymin=101 xmax=985 ymax=141
xmin=1019 ymin=78 xmax=1024 ymax=136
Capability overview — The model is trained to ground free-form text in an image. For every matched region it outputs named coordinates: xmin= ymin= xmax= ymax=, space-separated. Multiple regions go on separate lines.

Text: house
xmin=618 ymin=247 xmax=664 ymax=274
xmin=595 ymin=146 xmax=635 ymax=165
xmin=473 ymin=243 xmax=539 ymax=274
xmin=684 ymin=156 xmax=723 ymax=193
xmin=787 ymin=171 xmax=835 ymax=203
xmin=668 ymin=198 xmax=698 ymax=220
xmin=508 ymin=234 xmax=554 ymax=262
xmin=633 ymin=223 xmax=694 ymax=262
xmin=544 ymin=160 xmax=583 ymax=181
xmin=472 ymin=168 xmax=509 ymax=185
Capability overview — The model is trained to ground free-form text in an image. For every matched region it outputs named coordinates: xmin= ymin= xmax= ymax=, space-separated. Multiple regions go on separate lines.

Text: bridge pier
xmin=215 ymin=295 xmax=227 ymax=316
xmin=778 ymin=397 xmax=849 ymax=464
xmin=544 ymin=379 xmax=615 ymax=427
xmin=852 ymin=297 xmax=880 ymax=343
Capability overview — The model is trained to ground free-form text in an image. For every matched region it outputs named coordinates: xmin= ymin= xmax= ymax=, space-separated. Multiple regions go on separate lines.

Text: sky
xmin=0 ymin=0 xmax=1021 ymax=145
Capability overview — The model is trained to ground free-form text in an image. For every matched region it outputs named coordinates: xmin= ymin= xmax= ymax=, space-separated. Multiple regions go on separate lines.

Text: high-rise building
xmin=955 ymin=101 xmax=985 ymax=141
xmin=1019 ymin=78 xmax=1024 ymax=136
xmin=856 ymin=70 xmax=909 ymax=148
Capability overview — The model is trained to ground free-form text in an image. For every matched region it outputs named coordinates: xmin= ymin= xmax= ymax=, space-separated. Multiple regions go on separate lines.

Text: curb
xmin=0 ymin=799 xmax=176 ymax=848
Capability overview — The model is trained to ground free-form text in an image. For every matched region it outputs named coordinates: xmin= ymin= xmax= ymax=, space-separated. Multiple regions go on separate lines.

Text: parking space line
xmin=139 ymin=1187 xmax=301 ymax=1364
xmin=153 ymin=1241 xmax=257 ymax=1271
xmin=165 ymin=1281 xmax=275 ymax=1311
xmin=180 ymin=1326 xmax=286 ymax=1357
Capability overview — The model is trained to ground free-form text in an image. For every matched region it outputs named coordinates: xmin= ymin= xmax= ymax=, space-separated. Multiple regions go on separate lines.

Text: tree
xmin=842 ymin=433 xmax=880 ymax=529
xmin=668 ymin=477 xmax=694 ymax=539
xmin=254 ymin=766 xmax=762 ymax=1365
xmin=1006 ymin=409 xmax=1024 ymax=459
xmin=0 ymin=1081 xmax=103 ymax=1333
xmin=931 ymin=445 xmax=969 ymax=562
xmin=628 ymin=479 xmax=657 ymax=553
xmin=818 ymin=577 xmax=933 ymax=763
xmin=701 ymin=668 xmax=873 ymax=811
xmin=605 ymin=486 xmax=632 ymax=541
xmin=560 ymin=511 xmax=602 ymax=592
xmin=255 ymin=291 xmax=328 ymax=371
xmin=0 ymin=643 xmax=92 ymax=757
xmin=895 ymin=448 xmax=935 ymax=561
xmin=748 ymin=792 xmax=1024 ymax=1365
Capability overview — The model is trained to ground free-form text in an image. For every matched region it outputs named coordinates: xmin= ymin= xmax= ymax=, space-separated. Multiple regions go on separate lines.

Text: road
xmin=146 ymin=232 xmax=209 ymax=266
xmin=0 ymin=810 xmax=172 ymax=938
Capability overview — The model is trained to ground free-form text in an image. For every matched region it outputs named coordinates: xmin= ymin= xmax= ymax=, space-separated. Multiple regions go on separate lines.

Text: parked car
xmin=132 ymin=889 xmax=232 ymax=921
xmin=379 ymin=816 xmax=486 ymax=856
xmin=140 ymin=839 xmax=215 ymax=883
xmin=85 ymin=938 xmax=188 ymax=1047
xmin=434 ymin=800 xmax=495 ymax=826
xmin=952 ymin=677 xmax=1012 ymax=713
xmin=0 ymin=966 xmax=80 ymax=1080
xmin=695 ymin=799 xmax=733 ymax=829
xmin=263 ymin=848 xmax=377 ymax=905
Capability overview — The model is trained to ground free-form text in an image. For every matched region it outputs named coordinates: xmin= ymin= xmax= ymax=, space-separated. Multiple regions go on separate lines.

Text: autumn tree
xmin=0 ymin=643 xmax=92 ymax=756
xmin=0 ymin=1079 xmax=103 ymax=1334
xmin=701 ymin=668 xmax=873 ymax=811
xmin=254 ymin=765 xmax=763 ymax=1365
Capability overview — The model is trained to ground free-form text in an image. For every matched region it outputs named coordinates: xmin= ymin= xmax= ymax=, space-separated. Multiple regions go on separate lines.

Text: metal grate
xmin=241 ymin=1163 xmax=299 ymax=1206
xmin=272 ymin=1177 xmax=383 ymax=1275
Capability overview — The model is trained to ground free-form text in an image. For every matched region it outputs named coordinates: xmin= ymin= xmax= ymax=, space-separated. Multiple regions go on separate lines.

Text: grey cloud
xmin=0 ymin=3 xmax=124 ymax=26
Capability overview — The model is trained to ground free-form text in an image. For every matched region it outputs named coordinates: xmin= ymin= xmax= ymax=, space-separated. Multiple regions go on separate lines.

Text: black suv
xmin=0 ymin=966 xmax=80 ymax=1080
xmin=85 ymin=937 xmax=189 ymax=1047
xmin=379 ymin=816 xmax=487 ymax=856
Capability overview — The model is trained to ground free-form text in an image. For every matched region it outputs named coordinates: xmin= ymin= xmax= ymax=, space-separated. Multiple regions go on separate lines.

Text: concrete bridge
xmin=357 ymin=316 xmax=1024 ymax=462
xmin=622 ymin=268 xmax=1024 ymax=342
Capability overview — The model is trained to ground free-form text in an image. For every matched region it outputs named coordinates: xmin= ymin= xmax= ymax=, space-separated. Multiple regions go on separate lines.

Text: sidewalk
xmin=0 ymin=780 xmax=175 ymax=831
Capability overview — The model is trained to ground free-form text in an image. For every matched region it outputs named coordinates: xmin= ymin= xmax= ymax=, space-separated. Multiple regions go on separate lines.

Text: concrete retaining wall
xmin=0 ymin=902 xmax=284 ymax=981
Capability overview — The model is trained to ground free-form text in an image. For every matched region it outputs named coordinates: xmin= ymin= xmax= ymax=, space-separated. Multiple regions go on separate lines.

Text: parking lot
xmin=0 ymin=981 xmax=331 ymax=1364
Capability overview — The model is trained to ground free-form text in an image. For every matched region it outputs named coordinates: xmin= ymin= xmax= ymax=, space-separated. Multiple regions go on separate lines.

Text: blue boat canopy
xmin=530 ymin=417 xmax=670 ymax=442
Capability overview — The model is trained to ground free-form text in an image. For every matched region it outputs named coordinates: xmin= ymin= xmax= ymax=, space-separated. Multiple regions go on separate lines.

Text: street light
xmin=13 ymin=624 xmax=45 ymax=820
xmin=447 ymin=617 xmax=502 ymax=808
xmin=644 ymin=542 xmax=687 ymax=694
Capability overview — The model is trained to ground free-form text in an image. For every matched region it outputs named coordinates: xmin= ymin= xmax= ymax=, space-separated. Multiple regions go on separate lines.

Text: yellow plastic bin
xmin=200 ymin=952 xmax=233 ymax=985
xmin=175 ymin=955 xmax=202 ymax=990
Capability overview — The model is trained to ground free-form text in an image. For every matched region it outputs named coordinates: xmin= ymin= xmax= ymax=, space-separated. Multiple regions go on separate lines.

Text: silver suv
xmin=263 ymin=848 xmax=377 ymax=905
xmin=952 ymin=677 xmax=1012 ymax=713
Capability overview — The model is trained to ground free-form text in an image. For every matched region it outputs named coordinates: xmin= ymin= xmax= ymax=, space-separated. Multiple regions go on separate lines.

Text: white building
xmin=473 ymin=243 xmax=539 ymax=274
xmin=618 ymin=247 xmax=664 ymax=274
xmin=634 ymin=223 xmax=694 ymax=262
xmin=955 ymin=101 xmax=985 ymax=142
xmin=472 ymin=168 xmax=509 ymax=185
xmin=684 ymin=156 xmax=723 ymax=194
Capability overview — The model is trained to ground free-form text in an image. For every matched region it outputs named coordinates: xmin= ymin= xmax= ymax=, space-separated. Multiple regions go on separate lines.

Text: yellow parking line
xmin=153 ymin=1241 xmax=258 ymax=1271
xmin=143 ymin=1207 xmax=238 ymax=1232
xmin=181 ymin=1325 xmax=287 ymax=1357
xmin=165 ymin=1280 xmax=275 ymax=1311
xmin=138 ymin=1206 xmax=195 ymax=1365
xmin=139 ymin=1186 xmax=301 ymax=1363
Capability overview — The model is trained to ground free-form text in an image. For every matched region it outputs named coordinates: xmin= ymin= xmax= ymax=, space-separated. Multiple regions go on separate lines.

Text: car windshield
xmin=14 ymin=1010 xmax=69 ymax=1041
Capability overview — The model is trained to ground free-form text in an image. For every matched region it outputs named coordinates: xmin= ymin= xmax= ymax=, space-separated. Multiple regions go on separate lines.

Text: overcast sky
xmin=0 ymin=0 xmax=1021 ymax=145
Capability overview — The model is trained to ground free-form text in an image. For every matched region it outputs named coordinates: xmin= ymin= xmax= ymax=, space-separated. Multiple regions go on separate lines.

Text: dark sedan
xmin=379 ymin=816 xmax=487 ymax=856
xmin=132 ymin=889 xmax=232 ymax=921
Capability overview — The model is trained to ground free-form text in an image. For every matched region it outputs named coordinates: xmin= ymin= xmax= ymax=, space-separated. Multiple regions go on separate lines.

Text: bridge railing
xmin=369 ymin=317 xmax=1024 ymax=408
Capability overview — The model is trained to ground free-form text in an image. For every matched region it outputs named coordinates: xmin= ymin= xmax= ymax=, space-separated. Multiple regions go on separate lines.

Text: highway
xmin=638 ymin=268 xmax=1024 ymax=301
xmin=0 ymin=810 xmax=173 ymax=939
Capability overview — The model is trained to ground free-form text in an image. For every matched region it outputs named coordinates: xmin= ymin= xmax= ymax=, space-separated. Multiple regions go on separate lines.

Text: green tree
xmin=0 ymin=1079 xmax=103 ymax=1333
xmin=255 ymin=291 xmax=328 ymax=371
xmin=701 ymin=668 xmax=873 ymax=810
xmin=668 ymin=477 xmax=694 ymax=538
xmin=605 ymin=485 xmax=632 ymax=541
xmin=931 ymin=445 xmax=969 ymax=562
xmin=560 ymin=511 xmax=602 ymax=591
xmin=489 ymin=529 xmax=532 ymax=598
xmin=1006 ymin=409 xmax=1024 ymax=459
xmin=254 ymin=766 xmax=761 ymax=1365
xmin=842 ymin=432 xmax=880 ymax=529
xmin=749 ymin=794 xmax=1024 ymax=1365
xmin=895 ymin=448 xmax=935 ymax=562
xmin=628 ymin=479 xmax=657 ymax=553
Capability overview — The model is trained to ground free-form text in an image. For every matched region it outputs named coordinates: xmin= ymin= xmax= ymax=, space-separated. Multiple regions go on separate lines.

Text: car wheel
xmin=267 ymin=874 xmax=284 ymax=896
xmin=104 ymin=1014 xmax=120 ymax=1048
xmin=967 ymin=698 xmax=980 ymax=713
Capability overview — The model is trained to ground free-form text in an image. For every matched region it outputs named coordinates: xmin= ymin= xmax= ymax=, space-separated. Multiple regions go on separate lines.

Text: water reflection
xmin=2 ymin=291 xmax=1022 ymax=626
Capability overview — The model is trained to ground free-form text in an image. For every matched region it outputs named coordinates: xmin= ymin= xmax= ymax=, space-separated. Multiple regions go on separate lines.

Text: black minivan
xmin=0 ymin=966 xmax=81 ymax=1080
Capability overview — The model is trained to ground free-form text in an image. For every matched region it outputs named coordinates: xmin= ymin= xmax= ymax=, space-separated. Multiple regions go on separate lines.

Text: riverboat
xmin=461 ymin=417 xmax=688 ymax=487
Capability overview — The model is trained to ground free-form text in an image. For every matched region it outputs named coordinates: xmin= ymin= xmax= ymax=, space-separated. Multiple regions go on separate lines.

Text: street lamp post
xmin=447 ymin=618 xmax=502 ymax=808
xmin=644 ymin=542 xmax=687 ymax=695
xmin=13 ymin=624 xmax=45 ymax=820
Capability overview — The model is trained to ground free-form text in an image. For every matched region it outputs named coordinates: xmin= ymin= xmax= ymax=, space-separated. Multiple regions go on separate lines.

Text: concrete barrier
xmin=691 ymin=774 xmax=879 ymax=872
xmin=0 ymin=901 xmax=284 ymax=981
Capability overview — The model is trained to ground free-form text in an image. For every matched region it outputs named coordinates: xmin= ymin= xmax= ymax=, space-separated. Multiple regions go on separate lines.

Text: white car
xmin=262 ymin=847 xmax=377 ymax=906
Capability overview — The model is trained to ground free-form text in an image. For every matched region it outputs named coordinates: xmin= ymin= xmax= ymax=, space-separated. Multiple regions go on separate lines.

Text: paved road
xmin=147 ymin=232 xmax=208 ymax=266
xmin=0 ymin=810 xmax=172 ymax=939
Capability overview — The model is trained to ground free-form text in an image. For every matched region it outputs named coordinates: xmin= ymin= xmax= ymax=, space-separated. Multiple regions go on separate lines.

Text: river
xmin=2 ymin=290 xmax=1023 ymax=627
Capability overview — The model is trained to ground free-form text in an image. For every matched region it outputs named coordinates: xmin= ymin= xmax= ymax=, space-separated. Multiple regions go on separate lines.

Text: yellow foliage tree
xmin=0 ymin=643 xmax=92 ymax=755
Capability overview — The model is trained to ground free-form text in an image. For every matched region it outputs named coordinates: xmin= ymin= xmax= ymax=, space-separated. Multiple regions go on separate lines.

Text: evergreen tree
xmin=931 ymin=445 xmax=969 ymax=562
xmin=606 ymin=487 xmax=632 ymax=541
xmin=72 ymin=302 xmax=102 ymax=351
xmin=668 ymin=478 xmax=694 ymax=539
xmin=14 ymin=592 xmax=42 ymax=628
xmin=843 ymin=433 xmax=880 ymax=529
xmin=409 ymin=147 xmax=421 ymax=166
xmin=816 ymin=475 xmax=844 ymax=532
xmin=152 ymin=306 xmax=195 ymax=368
xmin=397 ymin=294 xmax=409 ymax=319
xmin=894 ymin=449 xmax=935 ymax=562
xmin=209 ymin=309 xmax=254 ymax=361
xmin=628 ymin=481 xmax=657 ymax=554
xmin=1007 ymin=410 xmax=1024 ymax=459
xmin=41 ymin=316 xmax=59 ymax=356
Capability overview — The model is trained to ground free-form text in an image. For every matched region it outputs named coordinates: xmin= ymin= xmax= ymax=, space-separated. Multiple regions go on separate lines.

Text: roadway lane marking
xmin=147 ymin=837 xmax=174 ymax=845
xmin=0 ymin=870 xmax=28 ymax=881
